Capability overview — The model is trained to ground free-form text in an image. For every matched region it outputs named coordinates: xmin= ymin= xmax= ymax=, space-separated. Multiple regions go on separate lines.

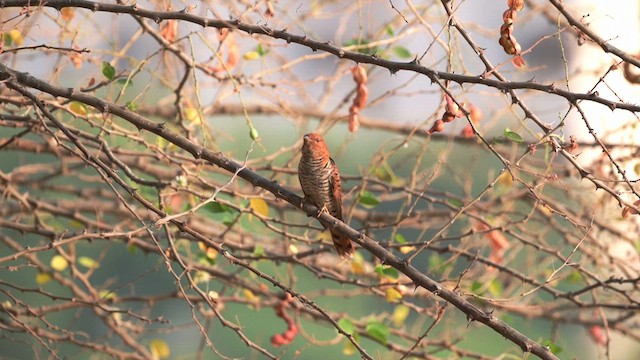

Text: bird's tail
xmin=330 ymin=230 xmax=355 ymax=259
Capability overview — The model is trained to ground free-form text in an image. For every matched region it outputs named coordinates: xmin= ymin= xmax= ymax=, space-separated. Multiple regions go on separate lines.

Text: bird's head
xmin=302 ymin=133 xmax=330 ymax=157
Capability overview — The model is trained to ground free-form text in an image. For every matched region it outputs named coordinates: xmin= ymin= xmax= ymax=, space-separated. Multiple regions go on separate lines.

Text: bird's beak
xmin=303 ymin=134 xmax=310 ymax=143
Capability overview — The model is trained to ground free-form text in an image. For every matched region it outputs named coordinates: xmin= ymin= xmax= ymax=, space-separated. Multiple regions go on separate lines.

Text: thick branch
xmin=0 ymin=0 xmax=639 ymax=114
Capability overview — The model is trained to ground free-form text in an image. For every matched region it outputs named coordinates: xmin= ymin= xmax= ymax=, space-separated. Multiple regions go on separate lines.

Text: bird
xmin=298 ymin=133 xmax=355 ymax=258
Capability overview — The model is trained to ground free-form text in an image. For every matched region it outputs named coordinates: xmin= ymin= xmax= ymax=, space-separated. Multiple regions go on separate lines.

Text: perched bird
xmin=298 ymin=133 xmax=355 ymax=258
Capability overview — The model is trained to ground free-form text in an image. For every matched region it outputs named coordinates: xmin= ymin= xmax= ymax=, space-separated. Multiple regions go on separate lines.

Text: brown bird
xmin=298 ymin=133 xmax=355 ymax=258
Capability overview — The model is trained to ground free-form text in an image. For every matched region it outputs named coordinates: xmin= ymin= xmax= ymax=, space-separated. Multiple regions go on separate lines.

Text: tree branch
xmin=0 ymin=61 xmax=558 ymax=360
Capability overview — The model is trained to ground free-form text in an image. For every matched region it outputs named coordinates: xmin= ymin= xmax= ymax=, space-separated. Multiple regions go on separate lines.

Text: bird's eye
xmin=315 ymin=139 xmax=320 ymax=143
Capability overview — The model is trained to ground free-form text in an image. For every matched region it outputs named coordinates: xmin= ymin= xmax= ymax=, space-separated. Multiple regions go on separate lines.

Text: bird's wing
xmin=328 ymin=158 xmax=343 ymax=220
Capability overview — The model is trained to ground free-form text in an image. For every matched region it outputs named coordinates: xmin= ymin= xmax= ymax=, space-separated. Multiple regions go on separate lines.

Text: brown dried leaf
xmin=61 ymin=7 xmax=75 ymax=21
xmin=622 ymin=199 xmax=640 ymax=219
xmin=159 ymin=20 xmax=178 ymax=43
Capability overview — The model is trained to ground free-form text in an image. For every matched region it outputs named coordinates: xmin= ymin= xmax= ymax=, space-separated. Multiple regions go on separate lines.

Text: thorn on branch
xmin=466 ymin=315 xmax=474 ymax=327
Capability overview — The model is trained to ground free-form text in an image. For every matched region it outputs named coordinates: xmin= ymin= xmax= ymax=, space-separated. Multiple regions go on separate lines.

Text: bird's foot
xmin=316 ymin=204 xmax=328 ymax=218
xmin=301 ymin=196 xmax=326 ymax=218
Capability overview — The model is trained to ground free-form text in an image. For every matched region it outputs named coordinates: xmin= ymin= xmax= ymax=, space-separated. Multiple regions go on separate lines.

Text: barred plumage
xmin=298 ymin=133 xmax=355 ymax=258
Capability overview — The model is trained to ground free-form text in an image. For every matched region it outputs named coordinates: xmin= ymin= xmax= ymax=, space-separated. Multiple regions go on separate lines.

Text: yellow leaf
xmin=198 ymin=242 xmax=218 ymax=259
xmin=111 ymin=312 xmax=122 ymax=325
xmin=8 ymin=29 xmax=23 ymax=46
xmin=243 ymin=51 xmax=260 ymax=60
xmin=539 ymin=203 xmax=553 ymax=217
xmin=399 ymin=245 xmax=416 ymax=254
xmin=342 ymin=339 xmax=356 ymax=355
xmin=149 ymin=339 xmax=171 ymax=360
xmin=208 ymin=291 xmax=219 ymax=301
xmin=99 ymin=290 xmax=116 ymax=300
xmin=78 ymin=256 xmax=97 ymax=269
xmin=392 ymin=304 xmax=410 ymax=327
xmin=183 ymin=107 xmax=202 ymax=125
xmin=385 ymin=288 xmax=402 ymax=303
xmin=243 ymin=289 xmax=259 ymax=304
xmin=193 ymin=270 xmax=210 ymax=284
xmin=288 ymin=244 xmax=299 ymax=254
xmin=36 ymin=272 xmax=52 ymax=285
xmin=249 ymin=198 xmax=269 ymax=217
xmin=69 ymin=219 xmax=84 ymax=229
xmin=317 ymin=231 xmax=332 ymax=244
xmin=69 ymin=102 xmax=87 ymax=116
xmin=50 ymin=255 xmax=68 ymax=272
xmin=497 ymin=171 xmax=513 ymax=189
xmin=350 ymin=252 xmax=366 ymax=275
xmin=156 ymin=136 xmax=169 ymax=149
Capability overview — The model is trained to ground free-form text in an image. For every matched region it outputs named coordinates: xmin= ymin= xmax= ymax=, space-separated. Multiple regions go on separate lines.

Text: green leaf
xmin=394 ymin=234 xmax=407 ymax=244
xmin=447 ymin=198 xmax=463 ymax=208
xmin=252 ymin=245 xmax=264 ymax=257
xmin=337 ymin=318 xmax=355 ymax=335
xmin=470 ymin=281 xmax=484 ymax=295
xmin=428 ymin=254 xmax=443 ymax=271
xmin=372 ymin=162 xmax=396 ymax=183
xmin=204 ymin=202 xmax=234 ymax=215
xmin=256 ymin=44 xmax=268 ymax=56
xmin=249 ymin=126 xmax=259 ymax=140
xmin=487 ymin=278 xmax=504 ymax=297
xmin=392 ymin=46 xmax=412 ymax=59
xmin=503 ymin=128 xmax=524 ymax=143
xmin=374 ymin=264 xmax=399 ymax=280
xmin=365 ymin=321 xmax=389 ymax=344
xmin=101 ymin=62 xmax=116 ymax=80
xmin=564 ymin=270 xmax=583 ymax=284
xmin=358 ymin=190 xmax=381 ymax=208
xmin=116 ymin=78 xmax=133 ymax=87
xmin=127 ymin=243 xmax=138 ymax=254
xmin=222 ymin=214 xmax=235 ymax=227
xmin=542 ymin=340 xmax=563 ymax=355
xmin=2 ymin=33 xmax=12 ymax=47
xmin=126 ymin=101 xmax=137 ymax=111
xmin=139 ymin=186 xmax=157 ymax=204
xmin=385 ymin=24 xmax=395 ymax=36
